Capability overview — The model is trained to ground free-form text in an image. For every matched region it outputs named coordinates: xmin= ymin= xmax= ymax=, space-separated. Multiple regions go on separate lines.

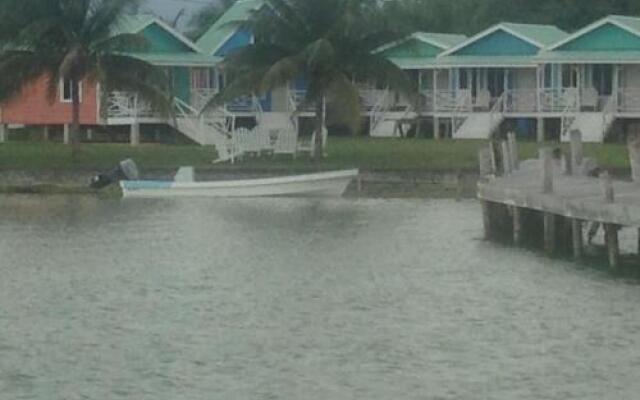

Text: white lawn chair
xmin=298 ymin=127 xmax=328 ymax=157
xmin=273 ymin=129 xmax=298 ymax=157
xmin=581 ymin=87 xmax=599 ymax=110
xmin=474 ymin=90 xmax=491 ymax=111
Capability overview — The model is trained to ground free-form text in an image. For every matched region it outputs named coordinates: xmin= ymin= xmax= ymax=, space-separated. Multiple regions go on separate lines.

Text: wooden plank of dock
xmin=477 ymin=131 xmax=640 ymax=268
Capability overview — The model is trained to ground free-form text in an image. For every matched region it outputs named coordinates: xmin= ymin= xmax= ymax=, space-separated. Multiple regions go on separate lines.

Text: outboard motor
xmin=90 ymin=159 xmax=139 ymax=189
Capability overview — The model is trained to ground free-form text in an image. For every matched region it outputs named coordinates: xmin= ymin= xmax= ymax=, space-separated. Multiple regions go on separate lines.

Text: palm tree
xmin=211 ymin=0 xmax=413 ymax=159
xmin=0 ymin=0 xmax=169 ymax=152
xmin=187 ymin=0 xmax=238 ymax=40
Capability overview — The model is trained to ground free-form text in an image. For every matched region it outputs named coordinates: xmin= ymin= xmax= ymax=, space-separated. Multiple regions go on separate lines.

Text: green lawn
xmin=0 ymin=138 xmax=632 ymax=172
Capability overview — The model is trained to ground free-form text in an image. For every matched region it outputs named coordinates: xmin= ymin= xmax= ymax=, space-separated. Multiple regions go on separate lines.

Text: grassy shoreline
xmin=0 ymin=138 xmax=633 ymax=173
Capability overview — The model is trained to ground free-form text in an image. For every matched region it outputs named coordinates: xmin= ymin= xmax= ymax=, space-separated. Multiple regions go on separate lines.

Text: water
xmin=1 ymin=196 xmax=640 ymax=400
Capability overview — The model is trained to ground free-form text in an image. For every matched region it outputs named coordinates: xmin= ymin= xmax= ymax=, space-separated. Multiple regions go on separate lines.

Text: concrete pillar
xmin=43 ymin=125 xmax=50 ymax=141
xmin=0 ymin=124 xmax=6 ymax=143
xmin=63 ymin=124 xmax=70 ymax=145
xmin=130 ymin=123 xmax=140 ymax=146
xmin=433 ymin=117 xmax=440 ymax=140
xmin=86 ymin=128 xmax=93 ymax=141
xmin=537 ymin=117 xmax=545 ymax=143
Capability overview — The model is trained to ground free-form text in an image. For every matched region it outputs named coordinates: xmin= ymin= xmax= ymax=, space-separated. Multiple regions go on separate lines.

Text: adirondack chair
xmin=474 ymin=90 xmax=491 ymax=111
xmin=298 ymin=127 xmax=328 ymax=157
xmin=273 ymin=129 xmax=298 ymax=157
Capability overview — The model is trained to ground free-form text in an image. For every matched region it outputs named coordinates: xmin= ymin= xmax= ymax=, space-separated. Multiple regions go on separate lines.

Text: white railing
xmin=191 ymin=88 xmax=219 ymax=112
xmin=504 ymin=89 xmax=538 ymax=113
xmin=106 ymin=91 xmax=156 ymax=119
xmin=540 ymin=88 xmax=578 ymax=113
xmin=451 ymin=90 xmax=472 ymax=135
xmin=619 ymin=89 xmax=640 ymax=113
xmin=560 ymin=91 xmax=579 ymax=138
xmin=419 ymin=90 xmax=434 ymax=113
xmin=369 ymin=89 xmax=392 ymax=132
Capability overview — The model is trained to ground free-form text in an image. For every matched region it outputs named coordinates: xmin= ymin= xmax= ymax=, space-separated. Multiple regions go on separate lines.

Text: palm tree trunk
xmin=70 ymin=79 xmax=80 ymax=156
xmin=313 ymin=94 xmax=325 ymax=161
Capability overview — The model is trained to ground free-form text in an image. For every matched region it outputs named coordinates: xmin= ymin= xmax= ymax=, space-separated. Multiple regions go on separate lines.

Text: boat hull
xmin=120 ymin=169 xmax=358 ymax=198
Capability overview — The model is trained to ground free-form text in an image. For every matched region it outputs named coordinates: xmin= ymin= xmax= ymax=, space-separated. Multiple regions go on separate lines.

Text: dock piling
xmin=507 ymin=132 xmax=519 ymax=170
xmin=540 ymin=148 xmax=553 ymax=194
xmin=572 ymin=219 xmax=583 ymax=259
xmin=570 ymin=129 xmax=583 ymax=173
xmin=513 ymin=206 xmax=522 ymax=245
xmin=478 ymin=147 xmax=494 ymax=177
xmin=501 ymin=141 xmax=512 ymax=175
xmin=600 ymin=171 xmax=619 ymax=268
xmin=628 ymin=134 xmax=640 ymax=183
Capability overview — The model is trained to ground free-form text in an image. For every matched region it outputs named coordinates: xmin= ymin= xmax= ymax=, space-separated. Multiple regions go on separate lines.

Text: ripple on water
xmin=0 ymin=196 xmax=640 ymax=399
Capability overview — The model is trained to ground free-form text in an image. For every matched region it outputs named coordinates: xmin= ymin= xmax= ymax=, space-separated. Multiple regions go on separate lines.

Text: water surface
xmin=1 ymin=196 xmax=640 ymax=400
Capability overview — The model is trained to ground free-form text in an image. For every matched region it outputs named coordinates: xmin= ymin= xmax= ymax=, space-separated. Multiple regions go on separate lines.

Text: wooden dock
xmin=477 ymin=131 xmax=640 ymax=268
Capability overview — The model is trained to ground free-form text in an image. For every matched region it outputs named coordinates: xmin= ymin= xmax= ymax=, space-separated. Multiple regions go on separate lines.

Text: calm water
xmin=1 ymin=196 xmax=640 ymax=400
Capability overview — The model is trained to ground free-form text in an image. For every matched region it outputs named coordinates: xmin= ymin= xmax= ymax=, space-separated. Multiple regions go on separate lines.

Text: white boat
xmin=120 ymin=168 xmax=359 ymax=198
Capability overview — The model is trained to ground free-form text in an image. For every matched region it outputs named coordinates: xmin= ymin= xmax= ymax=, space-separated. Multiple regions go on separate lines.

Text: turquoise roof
xmin=608 ymin=15 xmax=640 ymax=33
xmin=537 ymin=50 xmax=640 ymax=63
xmin=500 ymin=23 xmax=568 ymax=47
xmin=412 ymin=32 xmax=468 ymax=49
xmin=125 ymin=52 xmax=221 ymax=67
xmin=112 ymin=14 xmax=156 ymax=36
xmin=196 ymin=0 xmax=263 ymax=55
xmin=437 ymin=55 xmax=536 ymax=67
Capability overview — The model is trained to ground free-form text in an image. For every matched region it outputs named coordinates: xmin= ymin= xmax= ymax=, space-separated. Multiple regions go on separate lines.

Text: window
xmin=191 ymin=68 xmax=218 ymax=91
xmin=60 ymin=78 xmax=82 ymax=103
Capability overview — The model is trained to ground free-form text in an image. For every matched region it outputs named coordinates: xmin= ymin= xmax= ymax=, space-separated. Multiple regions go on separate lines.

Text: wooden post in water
xmin=627 ymin=135 xmax=640 ymax=257
xmin=540 ymin=148 xmax=554 ymax=194
xmin=600 ymin=171 xmax=619 ymax=268
xmin=629 ymin=134 xmax=640 ymax=183
xmin=513 ymin=206 xmax=522 ymax=245
xmin=540 ymin=148 xmax=555 ymax=254
xmin=507 ymin=132 xmax=519 ymax=170
xmin=502 ymin=141 xmax=512 ymax=175
xmin=572 ymin=219 xmax=583 ymax=259
xmin=482 ymin=201 xmax=492 ymax=240
xmin=478 ymin=147 xmax=494 ymax=177
xmin=570 ymin=129 xmax=583 ymax=174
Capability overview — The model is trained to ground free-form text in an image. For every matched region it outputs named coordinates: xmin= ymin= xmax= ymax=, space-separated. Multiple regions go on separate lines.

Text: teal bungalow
xmin=539 ymin=15 xmax=640 ymax=142
xmin=433 ymin=23 xmax=567 ymax=139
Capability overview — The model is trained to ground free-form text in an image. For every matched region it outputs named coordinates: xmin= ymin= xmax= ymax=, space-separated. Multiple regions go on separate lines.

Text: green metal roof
xmin=537 ymin=50 xmax=640 ymax=63
xmin=388 ymin=57 xmax=439 ymax=69
xmin=195 ymin=0 xmax=263 ymax=55
xmin=112 ymin=14 xmax=155 ymax=36
xmin=412 ymin=32 xmax=468 ymax=49
xmin=124 ymin=52 xmax=221 ymax=67
xmin=608 ymin=15 xmax=640 ymax=33
xmin=436 ymin=55 xmax=536 ymax=67
xmin=500 ymin=23 xmax=568 ymax=47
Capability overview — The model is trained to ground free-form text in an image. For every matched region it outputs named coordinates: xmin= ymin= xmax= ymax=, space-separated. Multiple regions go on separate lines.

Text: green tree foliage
xmin=383 ymin=0 xmax=640 ymax=35
xmin=0 ymin=0 xmax=170 ymax=152
xmin=186 ymin=0 xmax=238 ymax=40
xmin=209 ymin=0 xmax=412 ymax=159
